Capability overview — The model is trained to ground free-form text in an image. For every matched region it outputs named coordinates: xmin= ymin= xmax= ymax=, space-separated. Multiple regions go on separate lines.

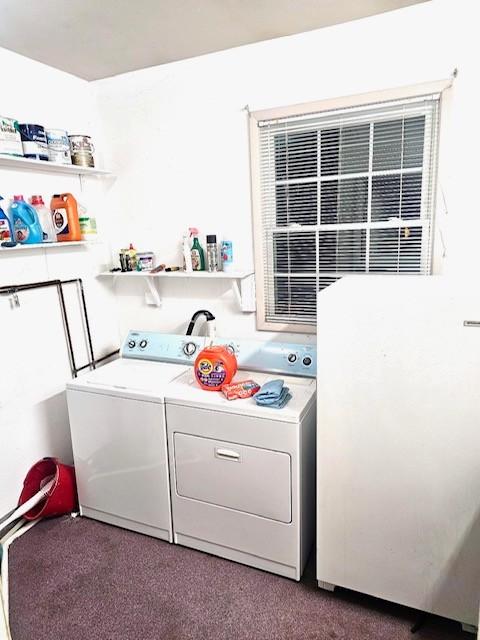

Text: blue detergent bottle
xmin=9 ymin=195 xmax=43 ymax=244
xmin=0 ymin=194 xmax=14 ymax=242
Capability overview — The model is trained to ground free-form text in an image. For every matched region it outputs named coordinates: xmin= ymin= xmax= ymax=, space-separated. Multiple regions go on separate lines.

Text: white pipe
xmin=0 ymin=478 xmax=55 ymax=532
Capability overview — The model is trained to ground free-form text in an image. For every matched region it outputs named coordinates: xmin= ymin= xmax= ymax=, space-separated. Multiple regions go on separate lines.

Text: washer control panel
xmin=212 ymin=338 xmax=316 ymax=377
xmin=122 ymin=332 xmax=206 ymax=364
xmin=122 ymin=332 xmax=316 ymax=376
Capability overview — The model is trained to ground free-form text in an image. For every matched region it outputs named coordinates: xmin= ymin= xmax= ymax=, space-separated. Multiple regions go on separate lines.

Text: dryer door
xmin=174 ymin=433 xmax=291 ymax=523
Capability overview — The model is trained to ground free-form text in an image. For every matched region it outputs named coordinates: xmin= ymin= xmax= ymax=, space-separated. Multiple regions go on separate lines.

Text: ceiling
xmin=0 ymin=0 xmax=427 ymax=81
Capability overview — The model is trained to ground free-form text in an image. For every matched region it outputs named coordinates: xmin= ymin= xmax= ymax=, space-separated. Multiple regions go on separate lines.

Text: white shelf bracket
xmin=232 ymin=273 xmax=256 ymax=313
xmin=144 ymin=276 xmax=162 ymax=307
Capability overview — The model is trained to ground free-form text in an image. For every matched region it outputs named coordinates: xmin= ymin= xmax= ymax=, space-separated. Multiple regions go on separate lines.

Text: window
xmin=250 ymin=92 xmax=440 ymax=332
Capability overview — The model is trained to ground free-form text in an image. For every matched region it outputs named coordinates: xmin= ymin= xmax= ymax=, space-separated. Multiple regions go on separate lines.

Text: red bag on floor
xmin=18 ymin=457 xmax=78 ymax=520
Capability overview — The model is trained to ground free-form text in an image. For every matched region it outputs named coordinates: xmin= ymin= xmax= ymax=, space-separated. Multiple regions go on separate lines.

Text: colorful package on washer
xmin=221 ymin=379 xmax=260 ymax=400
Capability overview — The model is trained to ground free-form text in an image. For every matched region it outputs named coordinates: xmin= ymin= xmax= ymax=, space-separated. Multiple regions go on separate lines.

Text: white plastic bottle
xmin=31 ymin=195 xmax=56 ymax=242
xmin=183 ymin=231 xmax=193 ymax=272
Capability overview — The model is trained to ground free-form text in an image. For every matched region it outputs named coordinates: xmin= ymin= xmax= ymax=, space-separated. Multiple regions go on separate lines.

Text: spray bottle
xmin=183 ymin=230 xmax=193 ymax=272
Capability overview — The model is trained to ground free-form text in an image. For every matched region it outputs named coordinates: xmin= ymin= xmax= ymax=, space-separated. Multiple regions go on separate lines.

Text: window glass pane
xmin=401 ymin=173 xmax=422 ymax=219
xmin=369 ymin=227 xmax=423 ymax=272
xmin=340 ymin=124 xmax=370 ymax=174
xmin=274 ymin=130 xmax=317 ymax=180
xmin=371 ymin=175 xmax=400 ymax=222
xmin=403 ymin=116 xmax=425 ymax=168
xmin=320 ymin=128 xmax=339 ymax=176
xmin=318 ymin=229 xmax=367 ymax=273
xmin=321 ymin=177 xmax=368 ymax=224
xmin=273 ymin=276 xmax=317 ymax=320
xmin=319 ymin=277 xmax=340 ymax=292
xmin=373 ymin=119 xmax=402 ymax=171
xmin=276 ymin=182 xmax=317 ymax=226
xmin=274 ymin=231 xmax=316 ymax=273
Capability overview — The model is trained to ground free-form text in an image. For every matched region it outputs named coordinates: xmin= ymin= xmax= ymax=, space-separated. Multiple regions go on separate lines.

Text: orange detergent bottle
xmin=51 ymin=193 xmax=81 ymax=242
xmin=194 ymin=345 xmax=238 ymax=391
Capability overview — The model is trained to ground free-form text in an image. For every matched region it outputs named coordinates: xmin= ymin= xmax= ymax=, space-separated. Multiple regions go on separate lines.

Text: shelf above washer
xmin=98 ymin=270 xmax=256 ymax=312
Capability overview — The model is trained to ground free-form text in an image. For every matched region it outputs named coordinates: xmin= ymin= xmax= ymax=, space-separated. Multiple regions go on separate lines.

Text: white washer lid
xmin=67 ymin=358 xmax=190 ymax=402
xmin=166 ymin=369 xmax=316 ymax=423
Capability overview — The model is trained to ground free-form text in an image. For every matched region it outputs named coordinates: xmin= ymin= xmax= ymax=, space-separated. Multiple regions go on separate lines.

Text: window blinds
xmin=255 ymin=95 xmax=440 ymax=327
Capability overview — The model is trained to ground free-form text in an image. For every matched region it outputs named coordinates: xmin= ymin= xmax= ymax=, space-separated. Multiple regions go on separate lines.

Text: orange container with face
xmin=194 ymin=345 xmax=238 ymax=391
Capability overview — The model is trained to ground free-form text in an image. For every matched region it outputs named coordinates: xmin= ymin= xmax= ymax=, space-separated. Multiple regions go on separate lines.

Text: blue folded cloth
xmin=254 ymin=379 xmax=292 ymax=409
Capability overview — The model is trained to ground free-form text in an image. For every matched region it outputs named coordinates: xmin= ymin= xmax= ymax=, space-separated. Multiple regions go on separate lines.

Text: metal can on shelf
xmin=69 ymin=134 xmax=95 ymax=168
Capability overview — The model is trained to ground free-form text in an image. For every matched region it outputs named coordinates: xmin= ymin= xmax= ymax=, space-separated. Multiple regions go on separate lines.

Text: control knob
xmin=128 ymin=340 xmax=136 ymax=349
xmin=287 ymin=353 xmax=297 ymax=363
xmin=302 ymin=356 xmax=312 ymax=367
xmin=183 ymin=341 xmax=197 ymax=357
xmin=139 ymin=339 xmax=148 ymax=349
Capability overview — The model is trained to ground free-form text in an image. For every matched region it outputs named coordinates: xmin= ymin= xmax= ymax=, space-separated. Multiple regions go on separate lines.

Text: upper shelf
xmin=0 ymin=154 xmax=112 ymax=177
xmin=0 ymin=240 xmax=99 ymax=253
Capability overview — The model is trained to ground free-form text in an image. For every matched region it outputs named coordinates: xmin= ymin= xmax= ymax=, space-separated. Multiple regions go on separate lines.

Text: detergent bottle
xmin=51 ymin=193 xmax=81 ymax=242
xmin=0 ymin=195 xmax=13 ymax=242
xmin=9 ymin=195 xmax=43 ymax=244
xmin=31 ymin=195 xmax=56 ymax=242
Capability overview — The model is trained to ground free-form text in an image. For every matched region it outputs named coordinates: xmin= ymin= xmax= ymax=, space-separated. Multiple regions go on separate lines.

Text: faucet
xmin=186 ymin=309 xmax=216 ymax=340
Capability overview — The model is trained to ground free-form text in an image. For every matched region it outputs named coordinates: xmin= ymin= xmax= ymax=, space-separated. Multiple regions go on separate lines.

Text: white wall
xmin=0 ymin=48 xmax=119 ymax=515
xmin=2 ymin=0 xmax=478 ymax=514
xmin=94 ymin=0 xmax=480 ymax=343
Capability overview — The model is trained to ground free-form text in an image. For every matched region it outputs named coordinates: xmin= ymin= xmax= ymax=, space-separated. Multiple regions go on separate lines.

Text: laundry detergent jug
xmin=0 ymin=194 xmax=13 ymax=242
xmin=51 ymin=192 xmax=81 ymax=241
xmin=10 ymin=195 xmax=43 ymax=244
xmin=194 ymin=345 xmax=238 ymax=391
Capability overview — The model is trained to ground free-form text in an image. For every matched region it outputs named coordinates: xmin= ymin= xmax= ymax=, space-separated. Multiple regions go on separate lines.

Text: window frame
xmin=249 ymin=81 xmax=446 ymax=333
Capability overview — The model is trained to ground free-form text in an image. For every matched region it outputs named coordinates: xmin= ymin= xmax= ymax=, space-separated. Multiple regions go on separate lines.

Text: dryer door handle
xmin=215 ymin=447 xmax=241 ymax=462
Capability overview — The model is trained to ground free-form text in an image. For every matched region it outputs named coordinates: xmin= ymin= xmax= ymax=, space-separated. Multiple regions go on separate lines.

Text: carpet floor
xmin=9 ymin=517 xmax=470 ymax=640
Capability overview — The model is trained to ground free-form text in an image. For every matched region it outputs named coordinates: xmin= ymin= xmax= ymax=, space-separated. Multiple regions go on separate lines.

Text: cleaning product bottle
xmin=9 ymin=195 xmax=43 ymax=244
xmin=50 ymin=193 xmax=81 ymax=242
xmin=31 ymin=195 xmax=56 ymax=242
xmin=0 ymin=195 xmax=13 ymax=242
xmin=127 ymin=243 xmax=138 ymax=270
xmin=190 ymin=228 xmax=205 ymax=271
xmin=206 ymin=235 xmax=219 ymax=272
xmin=78 ymin=201 xmax=97 ymax=241
xmin=183 ymin=230 xmax=193 ymax=272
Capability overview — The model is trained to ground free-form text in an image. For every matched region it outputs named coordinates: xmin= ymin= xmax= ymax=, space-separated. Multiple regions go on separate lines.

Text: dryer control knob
xmin=183 ymin=342 xmax=197 ymax=356
xmin=288 ymin=353 xmax=297 ymax=363
xmin=139 ymin=339 xmax=148 ymax=349
xmin=302 ymin=356 xmax=312 ymax=367
xmin=128 ymin=340 xmax=136 ymax=349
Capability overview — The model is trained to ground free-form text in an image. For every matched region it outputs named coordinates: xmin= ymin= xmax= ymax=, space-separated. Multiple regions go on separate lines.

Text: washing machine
xmin=165 ymin=338 xmax=317 ymax=580
xmin=66 ymin=332 xmax=206 ymax=541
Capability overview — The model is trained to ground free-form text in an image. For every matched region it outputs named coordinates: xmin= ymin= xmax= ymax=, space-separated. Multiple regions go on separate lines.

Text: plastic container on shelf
xmin=50 ymin=193 xmax=81 ymax=242
xmin=9 ymin=195 xmax=44 ymax=244
xmin=31 ymin=195 xmax=56 ymax=242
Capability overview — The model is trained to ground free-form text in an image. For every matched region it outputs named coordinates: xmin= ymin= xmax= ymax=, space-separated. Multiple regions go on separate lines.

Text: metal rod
xmin=0 ymin=279 xmax=62 ymax=295
xmin=1 ymin=277 xmax=119 ymax=379
xmin=56 ymin=282 xmax=77 ymax=378
xmin=76 ymin=279 xmax=96 ymax=369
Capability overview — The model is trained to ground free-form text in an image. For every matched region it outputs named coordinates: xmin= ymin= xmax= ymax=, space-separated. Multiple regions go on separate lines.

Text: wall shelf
xmin=0 ymin=154 xmax=112 ymax=177
xmin=0 ymin=240 xmax=99 ymax=253
xmin=98 ymin=270 xmax=256 ymax=312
